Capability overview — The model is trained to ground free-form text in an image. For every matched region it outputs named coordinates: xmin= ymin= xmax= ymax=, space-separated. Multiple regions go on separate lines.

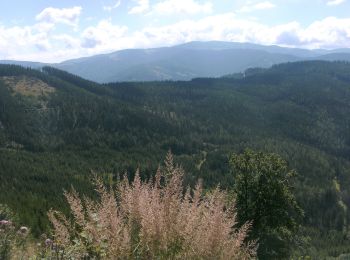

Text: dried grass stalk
xmin=48 ymin=152 xmax=257 ymax=259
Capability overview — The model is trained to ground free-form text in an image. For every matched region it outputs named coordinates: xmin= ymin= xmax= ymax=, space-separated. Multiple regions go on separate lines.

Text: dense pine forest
xmin=1 ymin=61 xmax=350 ymax=258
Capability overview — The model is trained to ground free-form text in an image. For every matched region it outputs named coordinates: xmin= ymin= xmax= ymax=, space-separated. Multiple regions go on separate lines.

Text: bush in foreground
xmin=47 ymin=153 xmax=257 ymax=259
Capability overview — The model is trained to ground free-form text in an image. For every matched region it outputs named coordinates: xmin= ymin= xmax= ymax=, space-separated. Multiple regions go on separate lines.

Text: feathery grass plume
xmin=47 ymin=153 xmax=257 ymax=259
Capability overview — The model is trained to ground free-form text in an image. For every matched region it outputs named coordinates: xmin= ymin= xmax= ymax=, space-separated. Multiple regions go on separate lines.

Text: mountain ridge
xmin=1 ymin=41 xmax=350 ymax=83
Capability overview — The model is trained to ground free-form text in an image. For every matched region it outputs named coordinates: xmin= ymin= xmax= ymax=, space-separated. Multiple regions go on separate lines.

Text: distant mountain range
xmin=2 ymin=41 xmax=350 ymax=83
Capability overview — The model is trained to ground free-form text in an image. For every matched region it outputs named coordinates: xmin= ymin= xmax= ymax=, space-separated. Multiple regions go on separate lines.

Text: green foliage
xmin=0 ymin=205 xmax=30 ymax=260
xmin=0 ymin=204 xmax=15 ymax=222
xmin=0 ymin=61 xmax=350 ymax=257
xmin=230 ymin=150 xmax=303 ymax=259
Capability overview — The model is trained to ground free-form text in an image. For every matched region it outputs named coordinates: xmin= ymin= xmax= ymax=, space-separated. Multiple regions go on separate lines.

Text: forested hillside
xmin=2 ymin=41 xmax=350 ymax=83
xmin=0 ymin=61 xmax=350 ymax=257
xmin=54 ymin=41 xmax=350 ymax=82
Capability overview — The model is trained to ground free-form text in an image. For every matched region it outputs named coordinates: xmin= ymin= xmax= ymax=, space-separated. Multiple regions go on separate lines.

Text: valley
xmin=0 ymin=61 xmax=350 ymax=257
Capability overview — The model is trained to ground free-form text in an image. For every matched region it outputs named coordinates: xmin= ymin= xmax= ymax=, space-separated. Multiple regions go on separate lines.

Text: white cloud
xmin=129 ymin=0 xmax=150 ymax=14
xmin=53 ymin=34 xmax=81 ymax=49
xmin=238 ymin=1 xmax=276 ymax=13
xmin=327 ymin=0 xmax=346 ymax=5
xmin=129 ymin=14 xmax=350 ymax=50
xmin=1 ymin=13 xmax=350 ymax=63
xmin=81 ymin=20 xmax=128 ymax=50
xmin=135 ymin=13 xmax=268 ymax=46
xmin=300 ymin=17 xmax=350 ymax=48
xmin=103 ymin=0 xmax=121 ymax=12
xmin=152 ymin=0 xmax=212 ymax=15
xmin=35 ymin=6 xmax=82 ymax=27
xmin=0 ymin=23 xmax=53 ymax=59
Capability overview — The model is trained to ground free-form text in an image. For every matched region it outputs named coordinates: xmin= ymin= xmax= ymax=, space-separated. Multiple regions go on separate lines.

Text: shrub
xmin=47 ymin=152 xmax=257 ymax=259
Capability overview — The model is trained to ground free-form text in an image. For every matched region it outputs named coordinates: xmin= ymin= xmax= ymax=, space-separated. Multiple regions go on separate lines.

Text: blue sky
xmin=0 ymin=0 xmax=349 ymax=62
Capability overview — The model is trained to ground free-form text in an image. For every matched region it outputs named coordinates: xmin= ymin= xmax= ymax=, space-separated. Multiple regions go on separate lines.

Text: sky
xmin=1 ymin=0 xmax=350 ymax=62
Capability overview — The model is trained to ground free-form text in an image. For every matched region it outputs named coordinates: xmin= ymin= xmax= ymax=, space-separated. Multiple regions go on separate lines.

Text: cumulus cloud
xmin=128 ymin=0 xmax=212 ymax=15
xmin=130 ymin=14 xmax=350 ymax=50
xmin=327 ymin=0 xmax=346 ymax=5
xmin=0 ymin=23 xmax=53 ymax=60
xmin=129 ymin=0 xmax=150 ymax=14
xmin=81 ymin=20 xmax=128 ymax=50
xmin=53 ymin=34 xmax=81 ymax=49
xmin=103 ymin=0 xmax=121 ymax=11
xmin=152 ymin=0 xmax=212 ymax=15
xmin=301 ymin=17 xmax=350 ymax=48
xmin=35 ymin=6 xmax=82 ymax=27
xmin=238 ymin=1 xmax=276 ymax=13
xmin=1 ymin=12 xmax=350 ymax=62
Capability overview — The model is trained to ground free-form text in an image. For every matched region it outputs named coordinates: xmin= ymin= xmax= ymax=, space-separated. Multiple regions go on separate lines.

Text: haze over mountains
xmin=2 ymin=41 xmax=350 ymax=83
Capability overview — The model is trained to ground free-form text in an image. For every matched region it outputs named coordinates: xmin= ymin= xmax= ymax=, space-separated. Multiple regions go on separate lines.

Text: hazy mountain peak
xmin=1 ymin=41 xmax=350 ymax=83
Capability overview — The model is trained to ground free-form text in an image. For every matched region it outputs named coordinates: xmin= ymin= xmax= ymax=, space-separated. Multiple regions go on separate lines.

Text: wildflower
xmin=45 ymin=238 xmax=53 ymax=247
xmin=19 ymin=226 xmax=29 ymax=235
xmin=0 ymin=220 xmax=10 ymax=225
xmin=0 ymin=220 xmax=12 ymax=228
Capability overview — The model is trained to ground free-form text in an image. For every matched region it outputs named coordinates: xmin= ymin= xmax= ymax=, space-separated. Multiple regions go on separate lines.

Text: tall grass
xmin=47 ymin=152 xmax=257 ymax=259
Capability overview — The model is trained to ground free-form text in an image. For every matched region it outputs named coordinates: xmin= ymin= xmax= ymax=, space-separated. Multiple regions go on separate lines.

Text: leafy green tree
xmin=230 ymin=149 xmax=303 ymax=259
